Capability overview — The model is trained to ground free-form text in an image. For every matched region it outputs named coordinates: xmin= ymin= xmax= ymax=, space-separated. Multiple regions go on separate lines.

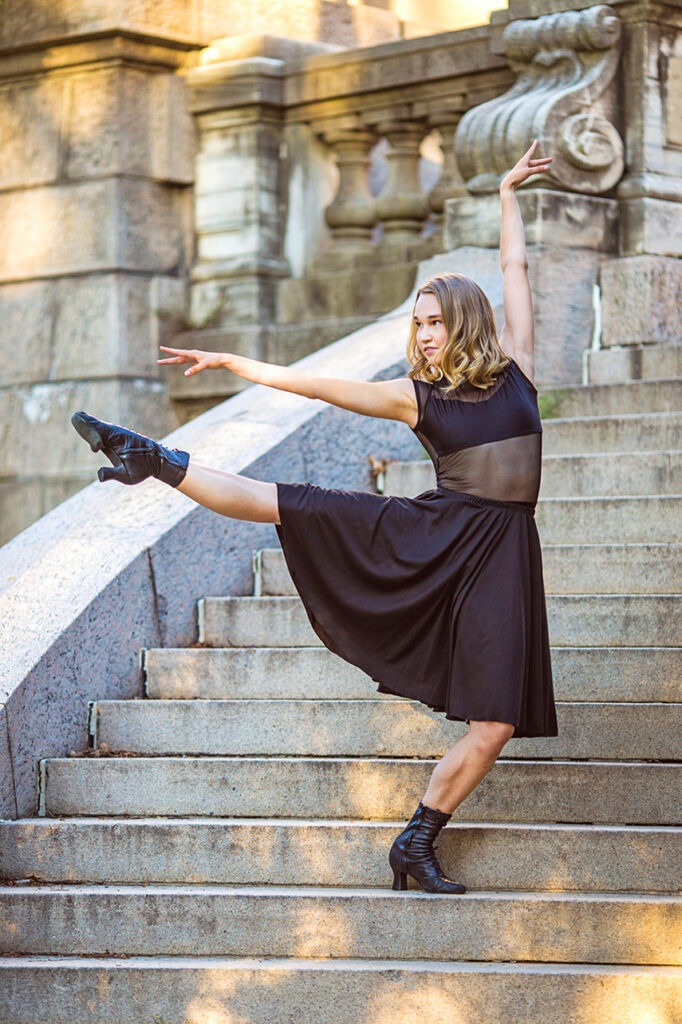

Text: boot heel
xmin=392 ymin=868 xmax=408 ymax=891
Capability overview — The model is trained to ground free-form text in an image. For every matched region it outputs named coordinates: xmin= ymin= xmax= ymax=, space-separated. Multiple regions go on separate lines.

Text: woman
xmin=72 ymin=141 xmax=557 ymax=897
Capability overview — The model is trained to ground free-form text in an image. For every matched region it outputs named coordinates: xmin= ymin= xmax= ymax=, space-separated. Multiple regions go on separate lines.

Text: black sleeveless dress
xmin=274 ymin=357 xmax=558 ymax=738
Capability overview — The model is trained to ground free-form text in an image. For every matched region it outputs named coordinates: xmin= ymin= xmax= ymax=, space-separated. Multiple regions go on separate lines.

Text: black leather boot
xmin=71 ymin=411 xmax=189 ymax=487
xmin=389 ymin=801 xmax=466 ymax=894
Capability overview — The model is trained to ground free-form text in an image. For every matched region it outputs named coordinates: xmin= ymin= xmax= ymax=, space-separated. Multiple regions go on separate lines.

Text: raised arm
xmin=498 ymin=141 xmax=552 ymax=383
xmin=158 ymin=347 xmax=417 ymax=425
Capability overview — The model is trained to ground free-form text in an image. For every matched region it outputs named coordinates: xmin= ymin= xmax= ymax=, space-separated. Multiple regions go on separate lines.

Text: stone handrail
xmin=0 ymin=248 xmax=505 ymax=820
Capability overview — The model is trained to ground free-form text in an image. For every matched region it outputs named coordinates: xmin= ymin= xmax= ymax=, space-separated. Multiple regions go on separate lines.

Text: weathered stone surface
xmin=0 ymin=378 xmax=176 ymax=478
xmin=620 ymin=197 xmax=682 ymax=258
xmin=586 ymin=343 xmax=682 ymax=384
xmin=277 ymin=264 xmax=418 ymax=323
xmin=0 ymin=180 xmax=191 ymax=280
xmin=600 ymin=256 xmax=682 ymax=346
xmin=0 ymin=477 xmax=91 ymax=549
xmin=0 ymin=273 xmax=186 ymax=387
xmin=1 ymin=959 xmax=679 ymax=1024
xmin=0 ymin=704 xmax=16 ymax=819
xmin=444 ymin=191 xmax=619 ymax=252
xmin=66 ymin=66 xmax=194 ymax=184
xmin=0 ymin=77 xmax=65 ymax=190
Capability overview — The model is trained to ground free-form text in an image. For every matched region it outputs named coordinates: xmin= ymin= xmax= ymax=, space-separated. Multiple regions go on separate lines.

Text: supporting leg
xmin=177 ymin=463 xmax=281 ymax=525
xmin=422 ymin=719 xmax=515 ymax=816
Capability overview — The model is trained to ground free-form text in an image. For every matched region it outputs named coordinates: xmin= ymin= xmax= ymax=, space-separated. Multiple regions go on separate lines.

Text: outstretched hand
xmin=500 ymin=140 xmax=552 ymax=193
xmin=158 ymin=346 xmax=228 ymax=377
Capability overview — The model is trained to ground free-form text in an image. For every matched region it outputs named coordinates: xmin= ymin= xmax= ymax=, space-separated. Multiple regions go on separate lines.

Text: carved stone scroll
xmin=455 ymin=4 xmax=624 ymax=196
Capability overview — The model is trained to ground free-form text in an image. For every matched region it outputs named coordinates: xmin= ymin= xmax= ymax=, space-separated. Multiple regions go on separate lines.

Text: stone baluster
xmin=373 ymin=119 xmax=430 ymax=243
xmin=318 ymin=127 xmax=378 ymax=249
xmin=425 ymin=112 xmax=467 ymax=229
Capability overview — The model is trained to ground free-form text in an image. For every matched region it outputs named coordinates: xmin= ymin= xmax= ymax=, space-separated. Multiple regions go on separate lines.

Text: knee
xmin=468 ymin=720 xmax=515 ymax=760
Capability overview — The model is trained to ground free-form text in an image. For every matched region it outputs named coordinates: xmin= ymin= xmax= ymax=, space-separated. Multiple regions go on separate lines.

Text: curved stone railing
xmin=0 ymin=248 xmax=505 ymax=820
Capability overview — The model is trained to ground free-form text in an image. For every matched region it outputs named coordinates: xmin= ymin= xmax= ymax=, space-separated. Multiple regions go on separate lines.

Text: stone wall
xmin=0 ymin=0 xmax=507 ymax=544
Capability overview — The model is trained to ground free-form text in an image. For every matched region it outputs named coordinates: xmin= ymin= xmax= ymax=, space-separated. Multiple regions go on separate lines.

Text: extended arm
xmin=498 ymin=141 xmax=552 ymax=381
xmin=158 ymin=347 xmax=417 ymax=424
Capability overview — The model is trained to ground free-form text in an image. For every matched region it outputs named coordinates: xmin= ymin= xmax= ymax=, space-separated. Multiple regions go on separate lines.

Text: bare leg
xmin=177 ymin=463 xmax=281 ymax=525
xmin=422 ymin=720 xmax=515 ymax=816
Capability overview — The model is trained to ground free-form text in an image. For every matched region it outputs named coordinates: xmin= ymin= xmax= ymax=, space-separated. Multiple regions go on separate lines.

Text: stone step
xmin=199 ymin=594 xmax=682 ymax=648
xmin=143 ymin=646 xmax=681 ymax=703
xmin=2 ymin=957 xmax=680 ymax=1024
xmin=3 ymin=818 xmax=678 ymax=893
xmin=586 ymin=343 xmax=682 ymax=384
xmin=39 ymin=757 xmax=680 ymax=824
xmin=1 ymin=885 xmax=679 ymax=964
xmin=383 ymin=450 xmax=682 ymax=499
xmin=540 ymin=377 xmax=682 ymax=416
xmin=256 ymin=544 xmax=681 ymax=596
xmin=541 ymin=411 xmax=680 ymax=456
xmin=90 ymin=700 xmax=682 ymax=761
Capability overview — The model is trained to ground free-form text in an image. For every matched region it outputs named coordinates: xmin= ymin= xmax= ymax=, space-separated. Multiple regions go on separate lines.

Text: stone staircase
xmin=1 ymin=347 xmax=681 ymax=1022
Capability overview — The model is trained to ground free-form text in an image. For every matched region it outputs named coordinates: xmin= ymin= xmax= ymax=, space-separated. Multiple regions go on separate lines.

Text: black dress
xmin=275 ymin=357 xmax=558 ymax=738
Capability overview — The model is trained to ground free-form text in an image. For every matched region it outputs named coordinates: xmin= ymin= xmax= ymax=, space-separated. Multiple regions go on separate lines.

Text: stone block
xmin=0 ymin=377 xmax=177 ymax=478
xmin=163 ymin=326 xmax=270 ymax=401
xmin=0 ymin=281 xmax=54 ymax=386
xmin=189 ymin=273 xmax=280 ymax=327
xmin=0 ymin=476 xmax=91 ymax=548
xmin=600 ymin=256 xmax=682 ymax=346
xmin=0 ymin=179 xmax=191 ymax=280
xmin=444 ymin=190 xmax=619 ymax=253
xmin=0 ymin=274 xmax=187 ymax=387
xmin=66 ymin=66 xmax=194 ymax=184
xmin=277 ymin=264 xmax=417 ymax=323
xmin=0 ymin=0 xmax=197 ymax=51
xmin=620 ymin=197 xmax=682 ymax=258
xmin=200 ymin=1 xmax=401 ymax=49
xmin=0 ymin=76 xmax=65 ymax=190
xmin=526 ymin=245 xmax=605 ymax=385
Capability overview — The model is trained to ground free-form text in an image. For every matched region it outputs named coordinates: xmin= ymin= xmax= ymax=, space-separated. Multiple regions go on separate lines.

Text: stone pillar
xmin=597 ymin=0 xmax=682 ymax=357
xmin=0 ymin=33 xmax=195 ymax=544
xmin=174 ymin=37 xmax=329 ymax=416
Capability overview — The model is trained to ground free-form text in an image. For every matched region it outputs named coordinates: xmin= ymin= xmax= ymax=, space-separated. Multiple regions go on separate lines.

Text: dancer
xmin=72 ymin=141 xmax=557 ymax=896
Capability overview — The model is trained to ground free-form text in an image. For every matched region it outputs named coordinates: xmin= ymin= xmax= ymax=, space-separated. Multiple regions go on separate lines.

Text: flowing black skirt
xmin=274 ymin=481 xmax=558 ymax=738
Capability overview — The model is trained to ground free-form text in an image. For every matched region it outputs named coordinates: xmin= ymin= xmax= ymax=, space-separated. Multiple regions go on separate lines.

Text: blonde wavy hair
xmin=406 ymin=273 xmax=510 ymax=395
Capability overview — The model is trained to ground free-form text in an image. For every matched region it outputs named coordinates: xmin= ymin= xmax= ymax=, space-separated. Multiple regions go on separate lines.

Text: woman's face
xmin=413 ymin=292 xmax=447 ymax=365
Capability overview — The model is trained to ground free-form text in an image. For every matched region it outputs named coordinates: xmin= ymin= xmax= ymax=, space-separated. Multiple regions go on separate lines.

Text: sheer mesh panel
xmin=437 ymin=433 xmax=542 ymax=503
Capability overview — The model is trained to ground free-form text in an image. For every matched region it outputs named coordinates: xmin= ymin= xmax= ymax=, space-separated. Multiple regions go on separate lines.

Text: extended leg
xmin=177 ymin=464 xmax=281 ymax=525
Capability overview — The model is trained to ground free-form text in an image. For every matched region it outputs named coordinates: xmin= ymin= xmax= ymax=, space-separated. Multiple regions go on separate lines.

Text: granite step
xmin=143 ymin=645 xmax=681 ymax=703
xmin=89 ymin=699 xmax=682 ymax=761
xmin=2 ymin=818 xmax=678 ymax=893
xmin=1 ymin=885 xmax=679 ymax=964
xmin=199 ymin=594 xmax=682 ymax=648
xmin=39 ymin=757 xmax=680 ymax=824
xmin=2 ymin=956 xmax=679 ymax=1024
